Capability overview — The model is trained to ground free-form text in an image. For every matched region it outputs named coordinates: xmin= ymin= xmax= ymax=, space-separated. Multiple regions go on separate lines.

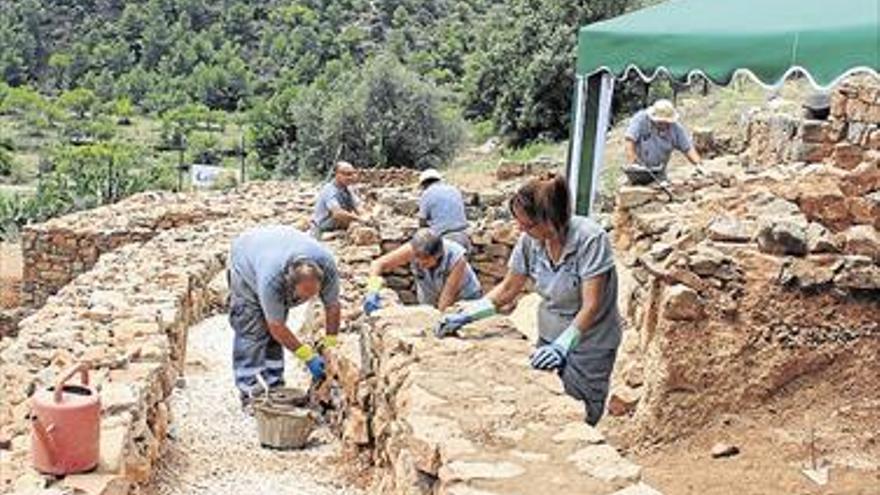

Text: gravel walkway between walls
xmin=146 ymin=313 xmax=363 ymax=495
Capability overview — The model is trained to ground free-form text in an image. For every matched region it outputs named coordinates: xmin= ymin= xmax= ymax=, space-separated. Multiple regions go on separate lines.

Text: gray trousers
xmin=228 ymin=270 xmax=285 ymax=399
xmin=540 ymin=338 xmax=617 ymax=426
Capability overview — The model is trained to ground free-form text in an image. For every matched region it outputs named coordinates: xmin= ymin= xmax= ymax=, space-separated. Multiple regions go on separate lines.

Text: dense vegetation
xmin=0 ymin=0 xmax=636 ymax=238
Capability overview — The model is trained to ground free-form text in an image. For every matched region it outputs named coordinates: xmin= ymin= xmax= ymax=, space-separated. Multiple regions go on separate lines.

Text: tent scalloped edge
xmin=584 ymin=64 xmax=880 ymax=91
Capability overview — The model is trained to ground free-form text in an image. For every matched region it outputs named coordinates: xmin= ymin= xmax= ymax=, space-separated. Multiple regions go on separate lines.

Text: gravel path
xmin=146 ymin=312 xmax=364 ymax=495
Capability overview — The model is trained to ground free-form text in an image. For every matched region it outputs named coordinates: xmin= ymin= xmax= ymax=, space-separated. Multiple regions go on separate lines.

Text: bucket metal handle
xmin=255 ymin=373 xmax=271 ymax=405
xmin=53 ymin=363 xmax=90 ymax=403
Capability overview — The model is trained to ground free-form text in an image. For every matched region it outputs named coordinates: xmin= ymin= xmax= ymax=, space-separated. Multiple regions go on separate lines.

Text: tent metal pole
xmin=566 ymin=75 xmax=588 ymax=213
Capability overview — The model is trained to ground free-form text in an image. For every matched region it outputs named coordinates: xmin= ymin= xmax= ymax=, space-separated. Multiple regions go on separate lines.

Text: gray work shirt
xmin=412 ymin=239 xmax=482 ymax=307
xmin=230 ymin=225 xmax=340 ymax=322
xmin=311 ymin=181 xmax=360 ymax=232
xmin=509 ymin=216 xmax=620 ymax=350
xmin=625 ymin=110 xmax=693 ymax=172
xmin=418 ymin=182 xmax=469 ymax=236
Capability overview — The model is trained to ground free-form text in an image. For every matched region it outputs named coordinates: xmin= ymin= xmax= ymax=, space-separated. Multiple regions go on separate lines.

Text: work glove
xmin=434 ymin=297 xmax=496 ymax=338
xmin=295 ymin=344 xmax=326 ymax=381
xmin=316 ymin=334 xmax=337 ymax=354
xmin=363 ymin=276 xmax=384 ymax=315
xmin=530 ymin=325 xmax=580 ymax=371
xmin=435 ymin=312 xmax=473 ymax=337
xmin=363 ymin=292 xmax=381 ymax=315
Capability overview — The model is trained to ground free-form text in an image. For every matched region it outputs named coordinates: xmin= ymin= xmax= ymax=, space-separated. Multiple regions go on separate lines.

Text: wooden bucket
xmin=253 ymin=387 xmax=316 ymax=450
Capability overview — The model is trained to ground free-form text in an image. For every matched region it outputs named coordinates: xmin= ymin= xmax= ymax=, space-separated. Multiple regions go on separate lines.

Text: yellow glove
xmin=294 ymin=344 xmax=316 ymax=362
xmin=366 ymin=276 xmax=384 ymax=293
xmin=322 ymin=334 xmax=338 ymax=349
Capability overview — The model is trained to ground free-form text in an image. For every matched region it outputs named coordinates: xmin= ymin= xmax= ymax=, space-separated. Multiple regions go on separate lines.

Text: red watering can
xmin=30 ymin=363 xmax=100 ymax=475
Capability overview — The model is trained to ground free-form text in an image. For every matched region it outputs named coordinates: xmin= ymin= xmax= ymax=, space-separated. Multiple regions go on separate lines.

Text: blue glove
xmin=530 ymin=325 xmax=580 ymax=370
xmin=435 ymin=312 xmax=472 ymax=338
xmin=363 ymin=292 xmax=381 ymax=315
xmin=306 ymin=355 xmax=326 ymax=381
xmin=530 ymin=343 xmax=566 ymax=370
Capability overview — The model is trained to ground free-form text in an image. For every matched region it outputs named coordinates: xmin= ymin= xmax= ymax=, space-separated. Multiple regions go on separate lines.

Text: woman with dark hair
xmin=363 ymin=228 xmax=483 ymax=314
xmin=436 ymin=174 xmax=620 ymax=425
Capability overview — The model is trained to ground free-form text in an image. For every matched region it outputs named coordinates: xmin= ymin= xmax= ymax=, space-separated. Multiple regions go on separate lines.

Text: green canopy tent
xmin=568 ymin=0 xmax=880 ymax=215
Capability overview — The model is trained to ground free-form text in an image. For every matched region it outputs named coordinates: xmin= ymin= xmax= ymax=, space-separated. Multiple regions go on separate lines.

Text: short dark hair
xmin=410 ymin=229 xmax=443 ymax=258
xmin=509 ymin=173 xmax=571 ymax=236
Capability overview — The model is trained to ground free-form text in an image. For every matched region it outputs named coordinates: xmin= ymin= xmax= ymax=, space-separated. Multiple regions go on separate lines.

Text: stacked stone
xmin=0 ymin=188 xmax=313 ymax=494
xmin=827 ymin=76 xmax=880 ymax=169
xmin=742 ymin=76 xmax=880 ymax=168
xmin=611 ymin=144 xmax=879 ymax=442
xmin=356 ymin=167 xmax=419 ymax=188
xmin=331 ymin=305 xmax=658 ymax=495
xmin=20 ymin=182 xmax=316 ymax=308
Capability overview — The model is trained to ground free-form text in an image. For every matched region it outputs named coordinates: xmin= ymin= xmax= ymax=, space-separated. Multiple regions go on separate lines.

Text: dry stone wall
xmin=608 ymin=144 xmax=880 ymax=442
xmin=741 ymin=76 xmax=880 ymax=169
xmin=0 ymin=184 xmax=314 ymax=494
xmin=20 ymin=183 xmax=316 ymax=308
xmin=331 ymin=305 xmax=658 ymax=495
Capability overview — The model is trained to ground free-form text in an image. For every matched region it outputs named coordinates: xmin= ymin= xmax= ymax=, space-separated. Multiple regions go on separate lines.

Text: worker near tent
xmin=228 ymin=225 xmax=341 ymax=405
xmin=309 ymin=161 xmax=365 ymax=237
xmin=417 ymin=168 xmax=471 ymax=252
xmin=363 ymin=228 xmax=482 ymax=315
xmin=623 ymin=99 xmax=702 ymax=185
xmin=434 ymin=174 xmax=621 ymax=426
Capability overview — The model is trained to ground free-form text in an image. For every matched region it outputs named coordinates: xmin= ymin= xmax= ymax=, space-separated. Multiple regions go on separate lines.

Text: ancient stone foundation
xmin=332 ymin=305 xmax=659 ymax=495
xmin=19 ymin=183 xmax=316 ymax=308
xmin=609 ymin=136 xmax=879 ymax=442
xmin=740 ymin=76 xmax=880 ymax=169
xmin=1 ymin=184 xmax=313 ymax=494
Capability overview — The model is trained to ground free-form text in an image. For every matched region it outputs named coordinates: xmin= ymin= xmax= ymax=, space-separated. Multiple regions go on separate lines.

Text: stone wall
xmin=357 ymin=168 xmax=420 ymax=188
xmin=331 ymin=305 xmax=659 ymax=495
xmin=608 ymin=145 xmax=880 ymax=442
xmin=339 ymin=184 xmax=521 ymax=305
xmin=0 ymin=184 xmax=313 ymax=494
xmin=741 ymin=76 xmax=880 ymax=169
xmin=20 ymin=183 xmax=316 ymax=307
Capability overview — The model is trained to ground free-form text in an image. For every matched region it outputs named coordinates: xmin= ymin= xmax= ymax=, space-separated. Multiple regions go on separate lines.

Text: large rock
xmin=662 ymin=284 xmax=704 ymax=321
xmin=756 ymin=219 xmax=808 ymax=256
xmin=707 ymin=216 xmax=754 ymax=243
xmin=834 ymin=256 xmax=880 ymax=290
xmin=617 ymin=187 xmax=660 ymax=210
xmin=841 ymin=225 xmax=880 ymax=261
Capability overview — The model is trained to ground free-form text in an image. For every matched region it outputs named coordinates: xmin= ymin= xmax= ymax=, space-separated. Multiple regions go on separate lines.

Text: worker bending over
xmin=435 ymin=174 xmax=621 ymax=426
xmin=363 ymin=229 xmax=482 ymax=315
xmin=623 ymin=99 xmax=701 ymax=185
xmin=418 ymin=168 xmax=471 ymax=251
xmin=228 ymin=225 xmax=341 ymax=405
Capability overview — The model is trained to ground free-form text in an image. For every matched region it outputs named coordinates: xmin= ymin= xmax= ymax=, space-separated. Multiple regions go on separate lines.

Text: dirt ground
xmin=0 ymin=241 xmax=22 ymax=308
xmin=145 ymin=313 xmax=365 ymax=495
xmin=624 ymin=382 xmax=880 ymax=495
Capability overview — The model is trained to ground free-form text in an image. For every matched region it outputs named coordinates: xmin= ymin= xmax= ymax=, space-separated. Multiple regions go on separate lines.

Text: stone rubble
xmin=609 ymin=77 xmax=880 ymax=443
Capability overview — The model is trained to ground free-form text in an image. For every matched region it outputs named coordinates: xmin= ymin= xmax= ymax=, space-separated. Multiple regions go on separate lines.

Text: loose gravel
xmin=146 ymin=313 xmax=363 ymax=495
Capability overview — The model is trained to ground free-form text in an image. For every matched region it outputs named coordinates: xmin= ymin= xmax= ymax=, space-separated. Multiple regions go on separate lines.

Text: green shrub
xmin=278 ymin=54 xmax=463 ymax=176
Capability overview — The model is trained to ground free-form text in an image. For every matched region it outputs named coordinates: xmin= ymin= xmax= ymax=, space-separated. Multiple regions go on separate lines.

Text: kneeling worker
xmin=363 ymin=229 xmax=482 ymax=314
xmin=228 ymin=225 xmax=341 ymax=404
xmin=309 ymin=161 xmax=365 ymax=237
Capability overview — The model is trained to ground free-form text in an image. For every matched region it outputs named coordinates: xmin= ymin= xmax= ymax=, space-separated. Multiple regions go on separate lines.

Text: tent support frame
xmin=567 ymin=72 xmax=615 ymax=216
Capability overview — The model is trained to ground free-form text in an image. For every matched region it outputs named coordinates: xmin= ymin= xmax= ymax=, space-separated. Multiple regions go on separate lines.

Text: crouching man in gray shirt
xmin=309 ymin=161 xmax=364 ymax=237
xmin=228 ymin=225 xmax=341 ymax=404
